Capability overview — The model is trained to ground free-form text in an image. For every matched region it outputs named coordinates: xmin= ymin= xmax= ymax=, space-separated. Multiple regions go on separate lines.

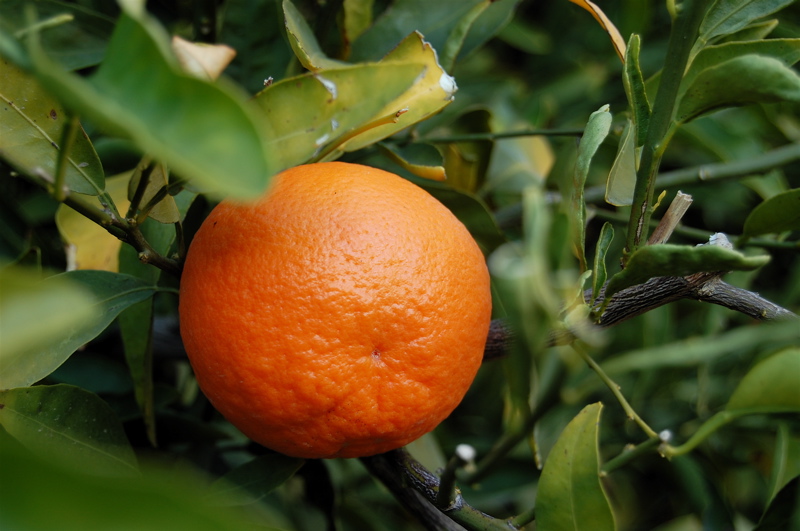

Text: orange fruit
xmin=179 ymin=162 xmax=491 ymax=459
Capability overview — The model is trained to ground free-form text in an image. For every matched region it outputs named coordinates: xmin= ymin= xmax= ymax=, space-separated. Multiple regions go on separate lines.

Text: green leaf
xmin=338 ymin=31 xmax=457 ymax=153
xmin=591 ymin=223 xmax=614 ymax=307
xmin=0 ymin=0 xmax=114 ymax=70
xmin=118 ymin=298 xmax=156 ymax=445
xmin=27 ymin=6 xmax=277 ymax=199
xmin=0 ymin=435 xmax=267 ymax=531
xmin=676 ymin=54 xmax=800 ymax=124
xmin=218 ymin=0 xmax=293 ymax=94
xmin=0 ymin=384 xmax=138 ymax=476
xmin=726 ymin=347 xmax=800 ymax=412
xmin=0 ymin=270 xmax=157 ymax=389
xmin=720 ymin=18 xmax=779 ymax=43
xmin=742 ymin=188 xmax=800 ymax=238
xmin=379 ymin=143 xmax=446 ymax=181
xmin=605 ymin=119 xmax=637 ymax=207
xmin=254 ymin=62 xmax=425 ymax=168
xmin=209 ymin=453 xmax=305 ymax=505
xmin=342 ymin=0 xmax=374 ymax=55
xmin=699 ymin=0 xmax=797 ymax=45
xmin=604 ymin=243 xmax=769 ymax=301
xmin=622 ymin=34 xmax=651 ymax=146
xmin=350 ymin=0 xmax=486 ymax=62
xmin=283 ymin=0 xmax=349 ymax=71
xmin=766 ymin=424 xmax=800 ymax=506
xmin=536 ymin=403 xmax=616 ymax=531
xmin=440 ymin=0 xmax=492 ymax=72
xmin=571 ymin=104 xmax=612 ymax=270
xmin=756 ymin=476 xmax=800 ymax=531
xmin=681 ymin=39 xmax=800 ymax=105
xmin=456 ymin=0 xmax=520 ymax=61
xmin=0 ymin=266 xmax=97 ymax=389
xmin=0 ymin=57 xmax=104 ymax=195
xmin=599 ymin=320 xmax=800 ymax=374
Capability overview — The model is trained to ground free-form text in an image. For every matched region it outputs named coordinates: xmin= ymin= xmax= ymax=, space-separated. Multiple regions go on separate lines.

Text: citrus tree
xmin=1 ymin=0 xmax=799 ymax=530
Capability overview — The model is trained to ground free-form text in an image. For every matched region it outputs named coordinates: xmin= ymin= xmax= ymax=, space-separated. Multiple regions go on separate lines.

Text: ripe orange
xmin=179 ymin=162 xmax=491 ymax=459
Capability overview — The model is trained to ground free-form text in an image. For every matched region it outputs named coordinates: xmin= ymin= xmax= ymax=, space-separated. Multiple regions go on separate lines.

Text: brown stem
xmin=360 ymin=449 xmax=514 ymax=531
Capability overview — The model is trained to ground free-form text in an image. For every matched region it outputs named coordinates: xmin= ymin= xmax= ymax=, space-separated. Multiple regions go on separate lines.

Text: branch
xmin=360 ymin=449 xmax=514 ymax=531
xmin=370 ymin=259 xmax=796 ymax=530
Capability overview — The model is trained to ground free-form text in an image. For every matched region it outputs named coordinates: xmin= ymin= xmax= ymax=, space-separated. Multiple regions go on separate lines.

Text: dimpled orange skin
xmin=179 ymin=162 xmax=491 ymax=459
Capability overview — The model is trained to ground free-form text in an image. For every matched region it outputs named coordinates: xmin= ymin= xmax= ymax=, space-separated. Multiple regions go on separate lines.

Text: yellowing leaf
xmin=379 ymin=143 xmax=447 ymax=181
xmin=56 ymin=175 xmax=131 ymax=272
xmin=254 ymin=63 xmax=426 ymax=169
xmin=567 ymin=0 xmax=626 ymax=62
xmin=339 ymin=31 xmax=458 ymax=153
xmin=171 ymin=37 xmax=236 ymax=80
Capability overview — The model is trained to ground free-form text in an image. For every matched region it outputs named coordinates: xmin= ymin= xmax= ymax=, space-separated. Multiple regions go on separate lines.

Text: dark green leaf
xmin=210 ymin=453 xmax=305 ymax=505
xmin=440 ymin=1 xmax=492 ymax=72
xmin=0 ymin=384 xmax=137 ymax=476
xmin=118 ymin=298 xmax=156 ymax=445
xmin=0 ymin=436 xmax=267 ymax=531
xmin=726 ymin=347 xmax=800 ymax=412
xmin=457 ymin=0 xmax=520 ymax=61
xmin=0 ymin=57 xmax=104 ymax=195
xmin=379 ymin=143 xmax=446 ymax=181
xmin=766 ymin=423 xmax=800 ymax=506
xmin=283 ymin=0 xmax=348 ymax=71
xmin=604 ymin=243 xmax=769 ymax=301
xmin=571 ymin=104 xmax=612 ymax=270
xmin=0 ymin=0 xmax=114 ymax=70
xmin=756 ymin=477 xmax=800 ymax=531
xmin=350 ymin=0 xmax=485 ymax=62
xmin=677 ymin=54 xmax=800 ymax=123
xmin=218 ymin=0 xmax=293 ymax=94
xmin=591 ymin=222 xmax=614 ymax=306
xmin=742 ymin=188 xmax=800 ymax=238
xmin=536 ymin=403 xmax=616 ymax=531
xmin=699 ymin=0 xmax=797 ymax=45
xmin=28 ymin=7 xmax=277 ymax=199
xmin=622 ymin=34 xmax=651 ymax=146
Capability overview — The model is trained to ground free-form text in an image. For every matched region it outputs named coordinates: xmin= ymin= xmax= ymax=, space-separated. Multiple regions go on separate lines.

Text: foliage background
xmin=1 ymin=1 xmax=799 ymax=530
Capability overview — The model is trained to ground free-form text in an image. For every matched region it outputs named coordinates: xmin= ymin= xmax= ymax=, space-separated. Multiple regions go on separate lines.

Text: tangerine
xmin=179 ymin=162 xmax=492 ymax=459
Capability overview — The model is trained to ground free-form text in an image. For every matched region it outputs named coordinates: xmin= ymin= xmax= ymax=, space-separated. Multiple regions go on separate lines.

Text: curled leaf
xmin=604 ymin=243 xmax=770 ymax=301
xmin=567 ymin=0 xmax=625 ymax=62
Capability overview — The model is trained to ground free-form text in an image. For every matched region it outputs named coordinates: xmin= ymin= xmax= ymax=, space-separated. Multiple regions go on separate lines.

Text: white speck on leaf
xmin=315 ymin=75 xmax=337 ymax=100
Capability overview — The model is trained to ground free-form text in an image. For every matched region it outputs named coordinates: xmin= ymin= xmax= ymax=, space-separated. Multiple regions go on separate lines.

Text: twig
xmin=360 ymin=449 xmax=515 ymax=531
xmin=417 ymin=128 xmax=584 ymax=144
xmin=647 ymin=191 xmax=693 ymax=245
xmin=573 ymin=343 xmax=659 ymax=439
